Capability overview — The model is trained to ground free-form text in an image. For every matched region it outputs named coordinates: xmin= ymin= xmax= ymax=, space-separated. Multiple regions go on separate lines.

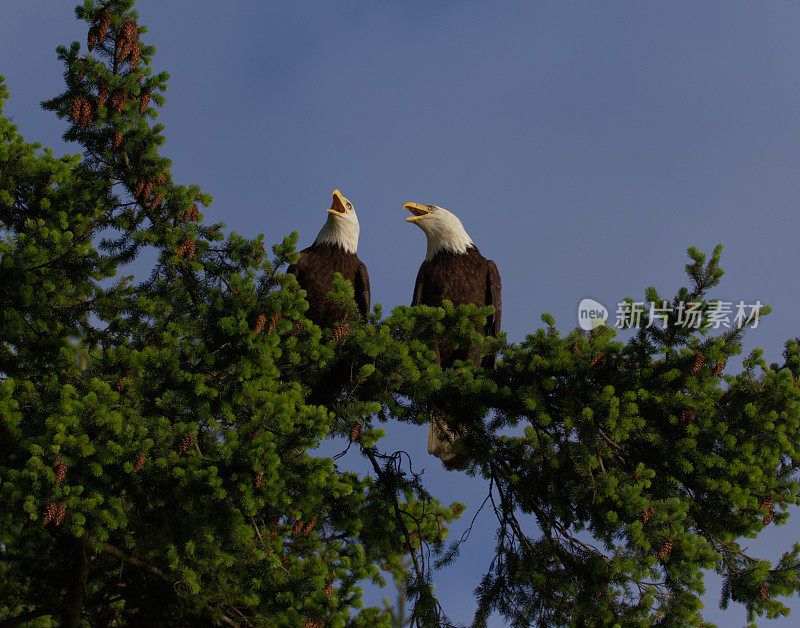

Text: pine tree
xmin=3 ymin=2 xmax=800 ymax=627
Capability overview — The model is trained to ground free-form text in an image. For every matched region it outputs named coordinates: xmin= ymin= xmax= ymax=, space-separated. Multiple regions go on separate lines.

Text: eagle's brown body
xmin=412 ymin=245 xmax=502 ymax=368
xmin=289 ymin=243 xmax=370 ymax=328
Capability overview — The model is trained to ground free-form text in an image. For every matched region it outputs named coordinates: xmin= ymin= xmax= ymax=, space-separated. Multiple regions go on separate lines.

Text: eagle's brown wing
xmin=411 ymin=261 xmax=427 ymax=307
xmin=354 ymin=261 xmax=371 ymax=320
xmin=482 ymin=259 xmax=502 ymax=368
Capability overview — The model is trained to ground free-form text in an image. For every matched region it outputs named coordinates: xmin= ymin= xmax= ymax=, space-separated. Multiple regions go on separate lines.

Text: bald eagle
xmin=288 ymin=190 xmax=370 ymax=327
xmin=405 ymin=202 xmax=501 ymax=469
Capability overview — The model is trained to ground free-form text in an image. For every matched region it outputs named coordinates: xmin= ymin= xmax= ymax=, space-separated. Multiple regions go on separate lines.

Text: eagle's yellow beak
xmin=404 ymin=202 xmax=430 ymax=222
xmin=328 ymin=189 xmax=347 ymax=215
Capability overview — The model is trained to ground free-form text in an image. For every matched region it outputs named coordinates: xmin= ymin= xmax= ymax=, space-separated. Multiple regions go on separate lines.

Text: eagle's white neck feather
xmin=314 ymin=211 xmax=359 ymax=254
xmin=417 ymin=207 xmax=474 ymax=260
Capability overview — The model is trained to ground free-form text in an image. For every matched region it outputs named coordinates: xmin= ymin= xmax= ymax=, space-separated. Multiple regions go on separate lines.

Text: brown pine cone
xmin=129 ymin=42 xmax=141 ymax=68
xmin=642 ymin=504 xmax=654 ymax=523
xmin=97 ymin=84 xmax=109 ymax=107
xmin=70 ymin=98 xmax=83 ymax=124
xmin=185 ymin=240 xmax=196 ymax=260
xmin=139 ymin=91 xmax=150 ymax=115
xmin=55 ymin=502 xmax=66 ymax=526
xmin=133 ymin=450 xmax=145 ymax=473
xmin=304 ymin=621 xmax=323 ymax=628
xmin=149 ymin=193 xmax=163 ymax=211
xmin=53 ymin=459 xmax=67 ymax=486
xmin=88 ymin=26 xmax=98 ymax=52
xmin=690 ymin=354 xmax=705 ymax=375
xmin=113 ymin=132 xmax=123 ymax=149
xmin=182 ymin=204 xmax=199 ymax=222
xmin=255 ymin=470 xmax=264 ymax=488
xmin=291 ymin=520 xmax=304 ymax=536
xmin=302 ymin=516 xmax=317 ymax=535
xmin=178 ymin=433 xmax=195 ymax=454
xmin=590 ymin=353 xmax=604 ymax=367
xmin=760 ymin=583 xmax=769 ymax=601
xmin=680 ymin=408 xmax=695 ymax=425
xmin=266 ymin=312 xmax=282 ymax=335
xmin=658 ymin=539 xmax=673 ymax=560
xmin=254 ymin=314 xmax=267 ymax=334
xmin=572 ymin=342 xmax=580 ymax=355
xmin=325 ymin=583 xmax=333 ymax=597
xmin=80 ymin=99 xmax=93 ymax=128
xmin=292 ymin=320 xmax=303 ymax=336
xmin=43 ymin=501 xmax=61 ymax=525
xmin=333 ymin=322 xmax=350 ymax=342
xmin=95 ymin=9 xmax=111 ymax=41
xmin=763 ymin=510 xmax=774 ymax=525
xmin=110 ymin=90 xmax=126 ymax=114
xmin=134 ymin=179 xmax=145 ymax=199
xmin=177 ymin=241 xmax=187 ymax=258
xmin=349 ymin=420 xmax=362 ymax=443
xmin=156 ymin=172 xmax=168 ymax=186
xmin=713 ymin=360 xmax=726 ymax=376
xmin=122 ymin=21 xmax=138 ymax=45
xmin=141 ymin=181 xmax=154 ymax=201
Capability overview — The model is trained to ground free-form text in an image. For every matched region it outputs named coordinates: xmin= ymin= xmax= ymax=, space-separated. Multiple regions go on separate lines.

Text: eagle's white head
xmin=314 ymin=189 xmax=360 ymax=254
xmin=404 ymin=202 xmax=474 ymax=261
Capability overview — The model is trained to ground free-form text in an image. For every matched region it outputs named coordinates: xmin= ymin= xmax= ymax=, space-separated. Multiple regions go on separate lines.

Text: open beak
xmin=404 ymin=202 xmax=430 ymax=222
xmin=328 ymin=189 xmax=347 ymax=215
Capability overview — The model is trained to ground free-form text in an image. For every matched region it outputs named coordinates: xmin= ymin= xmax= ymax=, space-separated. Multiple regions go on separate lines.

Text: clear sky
xmin=3 ymin=2 xmax=800 ymax=625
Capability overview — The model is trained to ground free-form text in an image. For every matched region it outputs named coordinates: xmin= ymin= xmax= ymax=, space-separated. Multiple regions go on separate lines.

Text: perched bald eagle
xmin=405 ymin=202 xmax=501 ymax=469
xmin=288 ymin=190 xmax=370 ymax=327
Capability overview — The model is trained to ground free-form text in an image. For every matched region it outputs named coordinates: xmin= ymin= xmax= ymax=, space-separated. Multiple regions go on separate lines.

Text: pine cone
xmin=642 ymin=504 xmax=654 ymax=523
xmin=762 ymin=497 xmax=774 ymax=525
xmin=149 ymin=193 xmax=163 ymax=211
xmin=95 ymin=9 xmax=111 ymax=41
xmin=760 ymin=583 xmax=769 ymax=601
xmin=141 ymin=181 xmax=154 ymax=201
xmin=70 ymin=98 xmax=83 ymax=124
xmin=254 ymin=314 xmax=267 ymax=334
xmin=177 ymin=241 xmax=187 ymax=258
xmin=43 ymin=501 xmax=65 ymax=525
xmin=113 ymin=132 xmax=123 ymax=149
xmin=304 ymin=621 xmax=323 ymax=628
xmin=255 ymin=470 xmax=264 ymax=488
xmin=333 ymin=322 xmax=350 ymax=342
xmin=133 ymin=450 xmax=145 ymax=473
xmin=129 ymin=42 xmax=141 ymax=68
xmin=572 ymin=342 xmax=580 ymax=355
xmin=139 ymin=91 xmax=150 ymax=115
xmin=156 ymin=172 xmax=168 ymax=186
xmin=54 ymin=502 xmax=66 ymax=526
xmin=266 ymin=312 xmax=282 ymax=335
xmin=53 ymin=459 xmax=67 ymax=486
xmin=590 ymin=353 xmax=604 ymax=367
xmin=97 ymin=84 xmax=109 ymax=107
xmin=713 ymin=360 xmax=726 ymax=376
xmin=185 ymin=239 xmax=196 ymax=260
xmin=122 ymin=20 xmax=138 ymax=45
xmin=292 ymin=320 xmax=302 ymax=336
xmin=291 ymin=520 xmax=304 ymax=536
xmin=134 ymin=179 xmax=145 ymax=199
xmin=680 ymin=408 xmax=695 ymax=425
xmin=178 ymin=433 xmax=195 ymax=454
xmin=80 ymin=99 xmax=93 ymax=128
xmin=690 ymin=354 xmax=705 ymax=376
xmin=182 ymin=204 xmax=199 ymax=222
xmin=88 ymin=26 xmax=98 ymax=52
xmin=349 ymin=420 xmax=362 ymax=443
xmin=325 ymin=583 xmax=333 ymax=597
xmin=303 ymin=516 xmax=317 ymax=535
xmin=110 ymin=90 xmax=126 ymax=114
xmin=658 ymin=539 xmax=673 ymax=560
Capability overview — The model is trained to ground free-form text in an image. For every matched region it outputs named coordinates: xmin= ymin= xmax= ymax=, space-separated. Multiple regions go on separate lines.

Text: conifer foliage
xmin=2 ymin=1 xmax=800 ymax=626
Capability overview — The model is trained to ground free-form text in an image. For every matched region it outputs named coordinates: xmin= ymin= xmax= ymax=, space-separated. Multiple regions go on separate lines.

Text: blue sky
xmin=3 ymin=1 xmax=800 ymax=625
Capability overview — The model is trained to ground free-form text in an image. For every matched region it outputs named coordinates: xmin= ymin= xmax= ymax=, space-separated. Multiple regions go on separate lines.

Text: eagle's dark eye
xmin=347 ymin=203 xmax=352 ymax=210
xmin=427 ymin=205 xmax=435 ymax=211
